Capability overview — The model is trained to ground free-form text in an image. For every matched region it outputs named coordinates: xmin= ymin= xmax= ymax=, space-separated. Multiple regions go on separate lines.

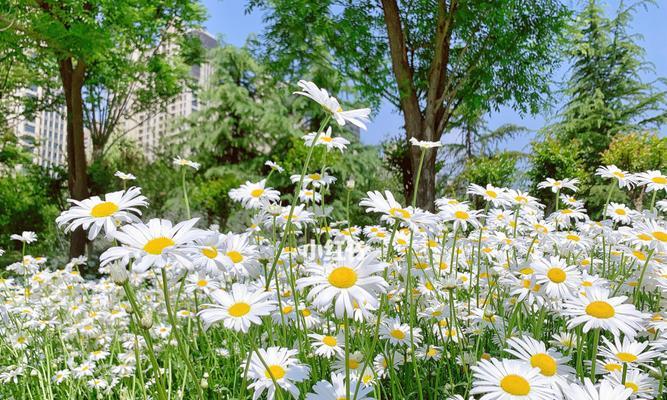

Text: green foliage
xmin=526 ymin=135 xmax=588 ymax=207
xmin=462 ymin=153 xmax=519 ymax=189
xmin=601 ymin=131 xmax=667 ymax=172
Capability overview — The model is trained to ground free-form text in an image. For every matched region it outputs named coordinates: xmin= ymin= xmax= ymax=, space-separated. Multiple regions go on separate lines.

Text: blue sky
xmin=201 ymin=0 xmax=667 ymax=149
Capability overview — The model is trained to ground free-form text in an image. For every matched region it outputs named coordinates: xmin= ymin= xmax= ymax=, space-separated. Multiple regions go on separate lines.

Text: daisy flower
xmin=380 ymin=317 xmax=422 ymax=346
xmin=303 ymin=127 xmax=350 ymax=151
xmin=604 ymin=369 xmax=658 ymax=400
xmin=562 ymin=287 xmax=648 ymax=337
xmin=56 ymin=187 xmax=148 ymax=240
xmin=229 ymin=180 xmax=281 ymax=209
xmin=247 ymin=346 xmax=310 ymax=400
xmin=606 ymin=203 xmax=634 ymax=224
xmin=596 ymin=165 xmax=636 ymax=189
xmin=184 ymin=272 xmax=220 ymax=294
xmin=100 ymin=218 xmax=201 ymax=272
xmin=114 ymin=171 xmax=136 ymax=180
xmin=599 ymin=336 xmax=658 ymax=367
xmin=290 ymin=171 xmax=337 ymax=189
xmin=218 ymin=233 xmax=260 ymax=278
xmin=10 ymin=231 xmax=37 ymax=243
xmin=265 ymin=160 xmax=284 ymax=173
xmin=634 ymin=170 xmax=667 ymax=192
xmin=564 ymin=378 xmax=632 ymax=400
xmin=197 ymin=283 xmax=276 ymax=332
xmin=532 ymin=256 xmax=581 ymax=299
xmin=360 ymin=190 xmax=434 ymax=230
xmin=505 ymin=336 xmax=574 ymax=380
xmin=538 ymin=177 xmax=580 ymax=193
xmin=306 ymin=373 xmax=374 ymax=400
xmin=297 ymin=251 xmax=387 ymax=318
xmin=308 ymin=333 xmax=345 ymax=358
xmin=187 ymin=232 xmax=227 ymax=274
xmin=295 ymin=80 xmax=370 ymax=130
xmin=437 ymin=201 xmax=481 ymax=231
xmin=470 ymin=358 xmax=551 ymax=399
xmin=172 ymin=156 xmax=200 ymax=170
xmin=467 ymin=183 xmax=510 ymax=207
xmin=409 ymin=137 xmax=442 ymax=149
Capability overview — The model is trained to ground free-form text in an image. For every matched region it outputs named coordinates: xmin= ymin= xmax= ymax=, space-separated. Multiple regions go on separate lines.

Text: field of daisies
xmin=2 ymin=81 xmax=667 ymax=400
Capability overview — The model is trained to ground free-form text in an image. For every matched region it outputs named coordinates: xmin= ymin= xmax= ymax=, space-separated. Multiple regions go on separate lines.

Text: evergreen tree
xmin=553 ymin=0 xmax=667 ymax=170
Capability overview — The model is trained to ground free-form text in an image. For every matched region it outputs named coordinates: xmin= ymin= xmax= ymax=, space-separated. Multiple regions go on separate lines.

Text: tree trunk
xmin=59 ymin=57 xmax=88 ymax=258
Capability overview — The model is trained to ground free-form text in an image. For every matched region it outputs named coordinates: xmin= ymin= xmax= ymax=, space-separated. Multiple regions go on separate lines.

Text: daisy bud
xmin=200 ymin=377 xmax=208 ymax=389
xmin=110 ymin=263 xmax=129 ymax=286
xmin=346 ymin=178 xmax=355 ymax=189
xmin=140 ymin=312 xmax=153 ymax=330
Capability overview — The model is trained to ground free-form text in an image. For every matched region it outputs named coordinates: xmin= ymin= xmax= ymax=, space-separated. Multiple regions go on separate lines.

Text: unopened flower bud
xmin=110 ymin=262 xmax=129 ymax=285
xmin=200 ymin=377 xmax=208 ymax=389
xmin=346 ymin=179 xmax=355 ymax=189
xmin=140 ymin=311 xmax=153 ymax=329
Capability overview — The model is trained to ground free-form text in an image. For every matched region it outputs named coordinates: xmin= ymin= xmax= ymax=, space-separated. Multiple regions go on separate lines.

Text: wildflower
xmin=295 ymin=80 xmax=370 ymax=129
xmin=56 ymin=187 xmax=148 ymax=240
xmin=565 ymin=378 xmax=632 ymax=400
xmin=409 ymin=137 xmax=442 ymax=149
xmin=538 ymin=177 xmax=580 ymax=193
xmin=596 ymin=165 xmax=636 ymax=188
xmin=10 ymin=231 xmax=37 ymax=243
xmin=303 ymin=127 xmax=350 ymax=151
xmin=380 ymin=317 xmax=422 ymax=347
xmin=114 ymin=171 xmax=136 ymax=180
xmin=172 ymin=156 xmax=200 ymax=170
xmin=265 ymin=160 xmax=284 ymax=173
xmin=634 ymin=170 xmax=667 ymax=192
xmin=198 ymin=283 xmax=276 ymax=332
xmin=230 ymin=180 xmax=281 ymax=209
xmin=306 ymin=373 xmax=374 ymax=400
xmin=470 ymin=358 xmax=551 ymax=399
xmin=247 ymin=346 xmax=310 ymax=400
xmin=308 ymin=333 xmax=345 ymax=358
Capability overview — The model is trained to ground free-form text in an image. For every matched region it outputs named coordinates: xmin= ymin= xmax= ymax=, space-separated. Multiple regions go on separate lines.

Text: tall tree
xmin=0 ymin=0 xmax=203 ymax=256
xmin=551 ymin=0 xmax=667 ymax=170
xmin=247 ymin=0 xmax=568 ymax=210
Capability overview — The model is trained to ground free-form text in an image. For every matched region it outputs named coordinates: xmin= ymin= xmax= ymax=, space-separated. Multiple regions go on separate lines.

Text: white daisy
xmin=247 ymin=346 xmax=310 ymax=400
xmin=229 ymin=180 xmax=281 ymax=209
xmin=295 ymin=80 xmax=370 ymax=129
xmin=197 ymin=283 xmax=276 ymax=332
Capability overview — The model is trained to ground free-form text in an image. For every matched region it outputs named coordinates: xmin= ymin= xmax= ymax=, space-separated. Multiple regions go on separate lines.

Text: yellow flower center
xmin=485 ymin=190 xmax=497 ymax=198
xmin=613 ymin=171 xmax=625 ymax=178
xmin=625 ymin=382 xmax=639 ymax=393
xmin=228 ymin=302 xmax=250 ymax=317
xmin=426 ymin=347 xmax=438 ymax=357
xmin=282 ymin=305 xmax=293 ymax=314
xmin=633 ymin=250 xmax=646 ymax=261
xmin=547 ymin=267 xmax=566 ymax=283
xmin=500 ymin=374 xmax=531 ymax=396
xmin=226 ymin=251 xmax=243 ymax=263
xmin=390 ymin=329 xmax=405 ymax=340
xmin=389 ymin=207 xmax=411 ymax=219
xmin=250 ymin=188 xmax=264 ymax=198
xmin=652 ymin=231 xmax=667 ymax=242
xmin=322 ymin=336 xmax=337 ymax=346
xmin=90 ymin=201 xmax=119 ymax=217
xmin=616 ymin=352 xmax=638 ymax=363
xmin=530 ymin=353 xmax=557 ymax=376
xmin=202 ymin=247 xmax=218 ymax=259
xmin=301 ymin=309 xmax=311 ymax=317
xmin=196 ymin=279 xmax=208 ymax=287
xmin=585 ymin=301 xmax=615 ymax=319
xmin=615 ymin=208 xmax=626 ymax=215
xmin=582 ymin=281 xmax=593 ymax=287
xmin=566 ymin=234 xmax=580 ymax=242
xmin=321 ymin=136 xmax=333 ymax=143
xmin=348 ymin=359 xmax=359 ymax=369
xmin=454 ymin=210 xmax=470 ymax=220
xmin=604 ymin=362 xmax=622 ymax=372
xmin=264 ymin=365 xmax=286 ymax=380
xmin=328 ymin=267 xmax=358 ymax=288
xmin=520 ymin=267 xmax=534 ymax=275
xmin=308 ymin=173 xmax=321 ymax=181
xmin=561 ymin=209 xmax=573 ymax=214
xmin=143 ymin=237 xmax=175 ymax=255
xmin=651 ymin=176 xmax=667 ymax=184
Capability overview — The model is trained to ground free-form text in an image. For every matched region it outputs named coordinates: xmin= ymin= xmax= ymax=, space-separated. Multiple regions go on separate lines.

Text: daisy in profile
xmin=247 ymin=346 xmax=309 ymax=400
xmin=532 ymin=256 xmax=581 ymax=299
xmin=564 ymin=378 xmax=632 ymax=400
xmin=634 ymin=170 xmax=667 ymax=192
xmin=538 ymin=177 xmax=580 ymax=193
xmin=562 ymin=287 xmax=648 ymax=337
xmin=596 ymin=165 xmax=636 ymax=189
xmin=467 ymin=183 xmax=509 ymax=207
xmin=229 ymin=180 xmax=281 ymax=209
xmin=291 ymin=171 xmax=337 ymax=188
xmin=10 ymin=231 xmax=37 ymax=244
xmin=409 ymin=137 xmax=442 ymax=149
xmin=295 ymin=80 xmax=370 ymax=129
xmin=599 ymin=336 xmax=658 ymax=367
xmin=604 ymin=369 xmax=658 ymax=400
xmin=265 ymin=160 xmax=284 ymax=173
xmin=380 ymin=317 xmax=422 ymax=347
xmin=100 ymin=218 xmax=201 ymax=272
xmin=56 ymin=187 xmax=148 ymax=240
xmin=308 ymin=332 xmax=345 ymax=358
xmin=360 ymin=190 xmax=434 ymax=230
xmin=470 ymin=358 xmax=551 ymax=399
xmin=505 ymin=336 xmax=574 ymax=381
xmin=114 ymin=171 xmax=136 ymax=181
xmin=306 ymin=372 xmax=374 ymax=400
xmin=606 ymin=203 xmax=634 ymax=224
xmin=297 ymin=250 xmax=387 ymax=318
xmin=172 ymin=156 xmax=200 ymax=170
xmin=198 ymin=283 xmax=275 ymax=332
xmin=303 ymin=127 xmax=350 ymax=152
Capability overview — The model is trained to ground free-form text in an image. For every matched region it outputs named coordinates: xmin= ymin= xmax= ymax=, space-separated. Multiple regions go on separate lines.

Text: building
xmin=122 ymin=30 xmax=218 ymax=157
xmin=8 ymin=86 xmax=91 ymax=168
